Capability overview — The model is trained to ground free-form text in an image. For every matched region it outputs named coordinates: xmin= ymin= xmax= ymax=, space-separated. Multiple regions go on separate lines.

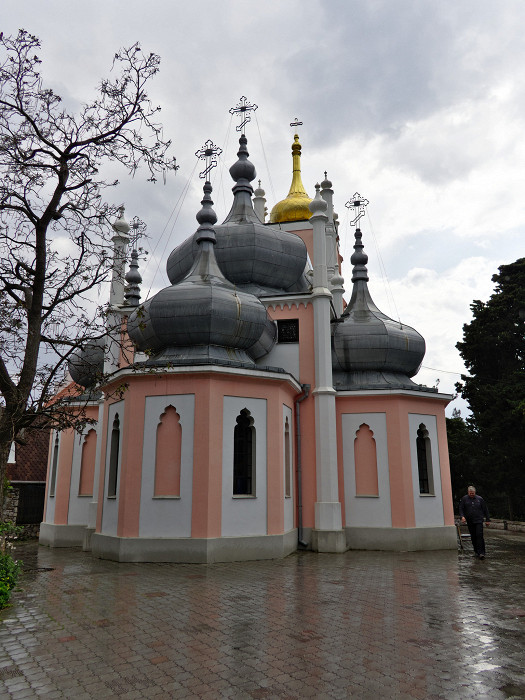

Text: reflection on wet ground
xmin=1 ymin=531 xmax=524 ymax=699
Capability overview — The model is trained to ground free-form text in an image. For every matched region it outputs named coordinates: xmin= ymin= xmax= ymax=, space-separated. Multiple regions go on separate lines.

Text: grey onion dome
xmin=321 ymin=172 xmax=332 ymax=190
xmin=127 ymin=182 xmax=269 ymax=366
xmin=166 ymin=135 xmax=309 ymax=296
xmin=332 ymin=228 xmax=426 ymax=389
xmin=68 ymin=338 xmax=105 ymax=388
xmin=309 ymin=183 xmax=327 ymax=215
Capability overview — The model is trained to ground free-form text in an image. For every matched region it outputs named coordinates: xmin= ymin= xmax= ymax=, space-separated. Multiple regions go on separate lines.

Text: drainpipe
xmin=295 ymin=383 xmax=310 ymax=548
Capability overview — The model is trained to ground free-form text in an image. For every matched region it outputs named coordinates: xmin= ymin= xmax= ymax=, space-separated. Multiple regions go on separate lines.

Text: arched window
xmin=416 ymin=423 xmax=434 ymax=495
xmin=49 ymin=433 xmax=59 ymax=497
xmin=154 ymin=406 xmax=182 ymax=497
xmin=284 ymin=417 xmax=291 ymax=498
xmin=79 ymin=428 xmax=97 ymax=496
xmin=233 ymin=409 xmax=255 ymax=496
xmin=354 ymin=423 xmax=379 ymax=496
xmin=107 ymin=414 xmax=120 ymax=498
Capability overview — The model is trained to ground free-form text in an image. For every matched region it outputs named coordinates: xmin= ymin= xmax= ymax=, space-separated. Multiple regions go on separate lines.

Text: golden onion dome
xmin=269 ymin=134 xmax=312 ymax=223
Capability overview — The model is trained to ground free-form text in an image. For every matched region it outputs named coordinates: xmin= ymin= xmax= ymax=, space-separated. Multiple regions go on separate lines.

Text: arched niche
xmin=233 ymin=408 xmax=256 ymax=496
xmin=354 ymin=423 xmax=379 ymax=497
xmin=79 ymin=428 xmax=97 ymax=496
xmin=154 ymin=405 xmax=182 ymax=497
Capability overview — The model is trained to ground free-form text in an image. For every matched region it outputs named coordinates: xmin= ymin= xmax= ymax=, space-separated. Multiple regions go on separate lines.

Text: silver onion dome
xmin=332 ymin=228 xmax=428 ymax=391
xmin=127 ymin=181 xmax=269 ymax=367
xmin=166 ymin=135 xmax=309 ymax=296
xmin=68 ymin=338 xmax=105 ymax=388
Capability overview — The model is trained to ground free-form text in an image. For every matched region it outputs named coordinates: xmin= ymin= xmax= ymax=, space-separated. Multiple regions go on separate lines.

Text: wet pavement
xmin=1 ymin=531 xmax=525 ymax=699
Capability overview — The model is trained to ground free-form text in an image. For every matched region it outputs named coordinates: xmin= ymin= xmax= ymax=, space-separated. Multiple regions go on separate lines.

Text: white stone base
xmin=91 ymin=529 xmax=298 ymax=563
xmin=345 ymin=526 xmax=457 ymax=551
xmin=39 ymin=522 xmax=87 ymax=548
xmin=311 ymin=529 xmax=348 ymax=553
xmin=83 ymin=527 xmax=95 ymax=551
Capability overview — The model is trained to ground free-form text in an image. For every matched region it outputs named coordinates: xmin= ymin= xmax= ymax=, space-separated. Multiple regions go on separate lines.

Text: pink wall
xmin=336 ymin=393 xmax=454 ymax=528
xmin=99 ymin=370 xmax=299 ymax=539
xmin=267 ymin=303 xmax=317 ymax=528
xmin=53 ymin=428 xmax=74 ymax=524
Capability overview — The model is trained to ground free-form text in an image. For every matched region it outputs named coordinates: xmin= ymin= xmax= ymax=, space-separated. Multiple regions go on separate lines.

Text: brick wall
xmin=6 ymin=425 xmax=50 ymax=482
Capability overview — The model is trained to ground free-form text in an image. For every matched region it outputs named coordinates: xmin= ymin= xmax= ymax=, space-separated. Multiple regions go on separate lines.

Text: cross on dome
xmin=290 ymin=117 xmax=303 ymax=129
xmin=129 ymin=216 xmax=147 ymax=250
xmin=195 ymin=139 xmax=223 ymax=180
xmin=229 ymin=96 xmax=258 ymax=133
xmin=345 ymin=193 xmax=370 ymax=227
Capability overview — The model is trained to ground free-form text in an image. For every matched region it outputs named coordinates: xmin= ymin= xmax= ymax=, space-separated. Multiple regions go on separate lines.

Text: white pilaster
xmin=105 ymin=208 xmax=130 ymax=373
xmin=253 ymin=181 xmax=267 ymax=223
xmin=321 ymin=177 xmax=345 ymax=317
xmin=309 ymin=186 xmax=345 ymax=551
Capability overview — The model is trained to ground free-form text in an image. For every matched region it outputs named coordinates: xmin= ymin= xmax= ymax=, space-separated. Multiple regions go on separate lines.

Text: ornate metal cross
xmin=345 ymin=193 xmax=370 ymax=227
xmin=130 ymin=216 xmax=147 ymax=250
xmin=229 ymin=96 xmax=258 ymax=133
xmin=290 ymin=117 xmax=303 ymax=129
xmin=195 ymin=139 xmax=223 ymax=180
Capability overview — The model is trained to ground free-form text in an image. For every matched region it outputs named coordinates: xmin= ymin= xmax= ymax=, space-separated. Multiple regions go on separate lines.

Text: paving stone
xmin=1 ymin=531 xmax=525 ymax=698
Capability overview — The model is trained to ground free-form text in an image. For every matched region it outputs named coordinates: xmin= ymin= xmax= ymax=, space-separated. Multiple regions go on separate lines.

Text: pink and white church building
xmin=40 ymin=129 xmax=457 ymax=562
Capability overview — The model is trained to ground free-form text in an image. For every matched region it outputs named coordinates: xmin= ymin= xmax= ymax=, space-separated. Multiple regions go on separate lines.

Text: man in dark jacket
xmin=459 ymin=486 xmax=491 ymax=559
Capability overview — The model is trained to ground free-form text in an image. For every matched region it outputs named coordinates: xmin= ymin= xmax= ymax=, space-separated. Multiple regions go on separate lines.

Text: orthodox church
xmin=39 ymin=120 xmax=456 ymax=562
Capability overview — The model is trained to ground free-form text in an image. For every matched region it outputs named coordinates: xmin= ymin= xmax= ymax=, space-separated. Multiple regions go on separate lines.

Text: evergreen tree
xmin=456 ymin=258 xmax=525 ymax=518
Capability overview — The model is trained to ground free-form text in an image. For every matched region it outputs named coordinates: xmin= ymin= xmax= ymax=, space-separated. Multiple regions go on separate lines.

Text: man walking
xmin=459 ymin=486 xmax=491 ymax=559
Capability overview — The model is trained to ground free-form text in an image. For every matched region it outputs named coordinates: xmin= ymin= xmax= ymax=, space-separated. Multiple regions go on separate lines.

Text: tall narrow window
xmin=233 ymin=409 xmax=255 ymax=496
xmin=49 ymin=433 xmax=59 ymax=497
xmin=107 ymin=414 xmax=120 ymax=498
xmin=416 ymin=423 xmax=434 ymax=495
xmin=79 ymin=429 xmax=97 ymax=496
xmin=354 ymin=424 xmax=379 ymax=496
xmin=284 ymin=417 xmax=291 ymax=498
xmin=154 ymin=406 xmax=182 ymax=497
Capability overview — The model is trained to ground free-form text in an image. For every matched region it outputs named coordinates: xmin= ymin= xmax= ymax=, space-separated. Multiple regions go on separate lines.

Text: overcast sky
xmin=4 ymin=0 xmax=524 ymax=415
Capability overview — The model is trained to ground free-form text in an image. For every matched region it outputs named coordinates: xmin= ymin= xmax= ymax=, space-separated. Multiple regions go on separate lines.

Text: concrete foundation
xmin=39 ymin=522 xmax=87 ymax=548
xmin=90 ymin=528 xmax=298 ymax=563
xmin=345 ymin=525 xmax=457 ymax=551
xmin=311 ymin=529 xmax=348 ymax=553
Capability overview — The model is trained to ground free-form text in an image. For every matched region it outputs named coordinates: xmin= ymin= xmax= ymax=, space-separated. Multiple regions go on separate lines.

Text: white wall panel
xmin=44 ymin=430 xmax=59 ymax=524
xmin=67 ymin=427 xmax=96 ymax=525
xmin=258 ymin=343 xmax=300 ymax=380
xmin=222 ymin=396 xmax=267 ymax=537
xmin=408 ymin=413 xmax=444 ymax=526
xmin=139 ymin=394 xmax=195 ymax=538
xmin=100 ymin=400 xmax=124 ymax=536
xmin=342 ymin=413 xmax=391 ymax=528
xmin=283 ymin=404 xmax=294 ymax=532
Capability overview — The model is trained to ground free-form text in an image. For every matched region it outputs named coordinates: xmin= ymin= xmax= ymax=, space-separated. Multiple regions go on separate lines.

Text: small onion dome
xmin=333 ymin=229 xmax=425 ymax=383
xmin=112 ymin=207 xmax=130 ymax=236
xmin=166 ymin=135 xmax=308 ymax=296
xmin=254 ymin=180 xmax=265 ymax=198
xmin=269 ymin=134 xmax=312 ymax=223
xmin=68 ymin=338 xmax=105 ymax=388
xmin=320 ymin=172 xmax=332 ymax=190
xmin=127 ymin=182 xmax=268 ymax=362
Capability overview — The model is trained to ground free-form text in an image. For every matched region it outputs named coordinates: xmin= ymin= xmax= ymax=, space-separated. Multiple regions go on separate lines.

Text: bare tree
xmin=0 ymin=30 xmax=177 ymax=515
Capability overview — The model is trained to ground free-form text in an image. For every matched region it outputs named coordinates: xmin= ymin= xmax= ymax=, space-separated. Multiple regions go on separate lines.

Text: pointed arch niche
xmin=233 ymin=408 xmax=255 ymax=496
xmin=416 ymin=423 xmax=434 ymax=495
xmin=154 ymin=405 xmax=182 ymax=497
xmin=354 ymin=423 xmax=379 ymax=497
xmin=79 ymin=428 xmax=97 ymax=496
